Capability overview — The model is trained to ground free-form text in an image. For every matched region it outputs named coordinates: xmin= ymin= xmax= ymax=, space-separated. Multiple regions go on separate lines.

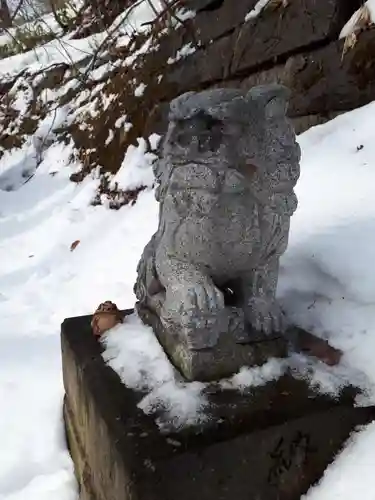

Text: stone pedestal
xmin=61 ymin=310 xmax=375 ymax=500
xmin=136 ymin=303 xmax=288 ymax=382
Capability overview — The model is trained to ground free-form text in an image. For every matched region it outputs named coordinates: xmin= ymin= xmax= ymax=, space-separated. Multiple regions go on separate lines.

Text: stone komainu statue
xmin=134 ymin=84 xmax=300 ymax=353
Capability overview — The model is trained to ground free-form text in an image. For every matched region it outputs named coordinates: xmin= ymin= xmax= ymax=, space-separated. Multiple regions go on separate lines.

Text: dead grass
xmin=91 ymin=173 xmax=148 ymax=209
xmin=0 ymin=5 xmax=196 ymax=208
xmin=0 ymin=24 xmax=56 ymax=60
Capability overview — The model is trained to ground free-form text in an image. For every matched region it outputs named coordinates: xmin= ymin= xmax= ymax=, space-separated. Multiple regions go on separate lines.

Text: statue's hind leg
xmin=239 ymin=257 xmax=287 ymax=336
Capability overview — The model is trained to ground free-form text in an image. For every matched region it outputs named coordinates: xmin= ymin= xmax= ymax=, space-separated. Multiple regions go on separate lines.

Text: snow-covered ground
xmin=340 ymin=0 xmax=375 ymax=39
xmin=0 ymin=0 xmax=83 ymax=52
xmin=0 ymin=0 xmax=194 ymax=77
xmin=2 ymin=97 xmax=375 ymax=499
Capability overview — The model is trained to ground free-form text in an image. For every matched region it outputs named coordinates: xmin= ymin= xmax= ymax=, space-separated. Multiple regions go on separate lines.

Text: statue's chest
xmin=172 ymin=195 xmax=261 ymax=254
xmin=164 ymin=165 xmax=265 ymax=254
xmin=165 ymin=166 xmax=252 ymax=217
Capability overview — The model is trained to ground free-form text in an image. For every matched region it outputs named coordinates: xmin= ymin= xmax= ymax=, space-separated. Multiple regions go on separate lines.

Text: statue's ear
xmin=247 ymin=84 xmax=290 ymax=119
xmin=169 ymin=91 xmax=196 ymax=121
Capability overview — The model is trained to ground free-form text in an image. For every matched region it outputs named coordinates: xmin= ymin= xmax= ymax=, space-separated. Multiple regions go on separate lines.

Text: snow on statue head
xmin=134 ymin=84 xmax=301 ymax=381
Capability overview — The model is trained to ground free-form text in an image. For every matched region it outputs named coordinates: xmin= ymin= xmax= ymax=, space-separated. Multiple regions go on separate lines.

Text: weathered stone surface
xmin=150 ymin=0 xmax=257 ymax=92
xmin=208 ymin=65 xmax=348 ymax=134
xmin=158 ymin=0 xmax=257 ymax=53
xmin=232 ymin=25 xmax=375 ymax=120
xmin=136 ymin=302 xmax=288 ymax=382
xmin=165 ymin=0 xmax=361 ymax=94
xmin=231 ymin=0 xmax=362 ymax=74
xmin=137 ymin=303 xmax=343 ymax=380
xmin=134 ymin=85 xmax=301 ymax=380
xmin=143 ymin=0 xmax=253 ymax=86
xmin=62 ymin=311 xmax=375 ymax=500
xmin=238 ymin=64 xmax=285 ymax=89
xmin=209 ymin=69 xmax=336 ymax=133
xmin=188 ymin=0 xmax=257 ymax=46
xmin=129 ymin=26 xmax=375 ymax=157
xmin=285 ymin=28 xmax=375 ymax=116
xmin=165 ymin=29 xmax=375 ymax=135
xmin=164 ymin=31 xmax=229 ymax=91
xmin=162 ymin=30 xmax=233 ymax=90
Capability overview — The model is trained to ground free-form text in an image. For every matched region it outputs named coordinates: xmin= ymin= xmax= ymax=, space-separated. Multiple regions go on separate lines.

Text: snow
xmin=366 ymin=0 xmax=375 ymax=19
xmin=7 ymin=0 xmax=81 ymax=22
xmin=102 ymin=315 xmax=208 ymax=431
xmin=114 ymin=115 xmax=131 ymax=130
xmin=103 ymin=317 xmax=288 ymax=430
xmin=134 ymin=82 xmax=147 ymax=97
xmin=110 ymin=137 xmax=159 ymax=191
xmin=167 ymin=42 xmax=196 ymax=64
xmin=0 ymin=33 xmax=106 ymax=79
xmin=245 ymin=0 xmax=271 ymax=22
xmin=0 ymin=0 xmax=165 ymax=79
xmin=279 ymin=104 xmax=375 ymax=383
xmin=0 ymin=12 xmax=63 ymax=49
xmin=304 ymin=422 xmax=375 ymax=499
xmin=105 ymin=129 xmax=114 ymax=145
xmin=220 ymin=359 xmax=287 ymax=391
xmin=340 ymin=0 xmax=375 ymax=39
xmin=2 ymin=33 xmax=375 ymax=497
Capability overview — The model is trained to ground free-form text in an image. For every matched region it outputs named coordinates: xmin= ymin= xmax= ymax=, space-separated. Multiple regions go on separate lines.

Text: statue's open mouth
xmin=244 ymin=163 xmax=258 ymax=174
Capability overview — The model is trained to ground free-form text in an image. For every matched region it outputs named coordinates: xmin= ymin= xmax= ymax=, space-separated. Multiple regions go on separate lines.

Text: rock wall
xmin=2 ymin=0 xmax=375 ymax=199
xmin=71 ymin=0 xmax=375 ymax=183
xmin=140 ymin=0 xmax=373 ymax=137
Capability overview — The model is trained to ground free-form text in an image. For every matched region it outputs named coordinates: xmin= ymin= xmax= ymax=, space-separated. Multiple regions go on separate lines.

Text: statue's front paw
xmin=181 ymin=282 xmax=225 ymax=349
xmin=162 ymin=280 xmax=225 ymax=350
xmin=165 ymin=280 xmax=224 ymax=319
xmin=245 ymin=297 xmax=286 ymax=335
xmin=183 ymin=281 xmax=225 ymax=313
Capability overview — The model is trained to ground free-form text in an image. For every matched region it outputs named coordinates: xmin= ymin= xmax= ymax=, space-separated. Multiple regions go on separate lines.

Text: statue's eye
xmin=175 ymin=131 xmax=191 ymax=147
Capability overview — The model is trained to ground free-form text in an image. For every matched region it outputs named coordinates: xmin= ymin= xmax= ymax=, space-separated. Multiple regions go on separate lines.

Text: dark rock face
xmin=165 ymin=0 xmax=363 ymax=90
xmin=184 ymin=0 xmax=361 ymax=49
xmin=230 ymin=0 xmax=358 ymax=74
xmin=148 ymin=0 xmax=369 ymax=138
xmin=50 ymin=0 xmax=373 ymax=182
xmin=286 ymin=30 xmax=375 ymax=116
xmin=164 ymin=26 xmax=375 ymax=132
xmin=62 ymin=311 xmax=375 ymax=500
xmin=187 ymin=0 xmax=258 ymax=45
xmin=63 ymin=0 xmax=375 ymax=180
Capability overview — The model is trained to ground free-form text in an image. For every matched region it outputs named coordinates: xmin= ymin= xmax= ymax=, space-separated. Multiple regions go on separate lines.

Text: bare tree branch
xmin=11 ymin=0 xmax=25 ymax=22
xmin=140 ymin=0 xmax=182 ymax=27
xmin=49 ymin=0 xmax=69 ymax=31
